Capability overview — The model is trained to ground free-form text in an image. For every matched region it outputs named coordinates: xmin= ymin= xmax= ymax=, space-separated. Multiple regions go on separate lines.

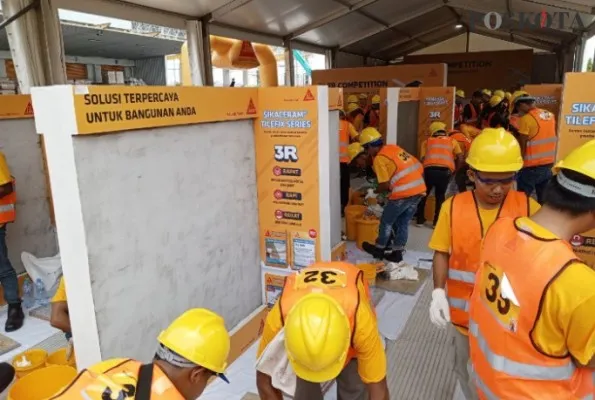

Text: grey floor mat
xmin=386 ymin=283 xmax=457 ymax=400
xmin=32 ymin=331 xmax=68 ymax=354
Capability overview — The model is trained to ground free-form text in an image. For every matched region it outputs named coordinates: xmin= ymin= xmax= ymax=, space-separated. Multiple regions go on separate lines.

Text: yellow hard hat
xmin=489 ymin=95 xmax=503 ymax=107
xmin=505 ymin=92 xmax=512 ymax=101
xmin=371 ymin=94 xmax=381 ymax=105
xmin=511 ymin=90 xmax=529 ymax=104
xmin=359 ymin=127 xmax=382 ymax=145
xmin=358 ymin=93 xmax=368 ymax=100
xmin=347 ymin=142 xmax=365 ymax=163
xmin=346 ymin=102 xmax=360 ymax=114
xmin=456 ymin=89 xmax=465 ymax=98
xmin=284 ymin=293 xmax=351 ymax=383
xmin=482 ymin=89 xmax=492 ymax=96
xmin=493 ymin=90 xmax=505 ymax=98
xmin=429 ymin=121 xmax=447 ymax=136
xmin=346 ymin=94 xmax=358 ymax=104
xmin=553 ymin=140 xmax=595 ymax=181
xmin=466 ymin=128 xmax=523 ymax=172
xmin=158 ymin=308 xmax=230 ymax=374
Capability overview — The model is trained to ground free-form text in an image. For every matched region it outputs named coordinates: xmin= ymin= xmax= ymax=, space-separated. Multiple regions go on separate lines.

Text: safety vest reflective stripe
xmin=389 ymin=163 xmax=421 ymax=186
xmin=524 ymin=136 xmax=557 ymax=161
xmin=448 ymin=268 xmax=475 ymax=283
xmin=0 ymin=204 xmax=14 ymax=213
xmin=524 ymin=108 xmax=557 ymax=167
xmin=391 ymin=177 xmax=425 ymax=194
xmin=448 ymin=298 xmax=468 ymax=311
xmin=470 ymin=320 xmax=576 ymax=380
xmin=423 ymin=137 xmax=455 ymax=171
xmin=0 ymin=178 xmax=16 ymax=225
xmin=378 ymin=145 xmax=426 ymax=200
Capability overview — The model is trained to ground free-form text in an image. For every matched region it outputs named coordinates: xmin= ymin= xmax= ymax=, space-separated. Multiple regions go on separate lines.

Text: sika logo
xmin=274 ymin=210 xmax=302 ymax=221
xmin=570 ymin=235 xmax=584 ymax=247
xmin=272 ymin=166 xmax=302 ymax=177
xmin=308 ymin=229 xmax=317 ymax=238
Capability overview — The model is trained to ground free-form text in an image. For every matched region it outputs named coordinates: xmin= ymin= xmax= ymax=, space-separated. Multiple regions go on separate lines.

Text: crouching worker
xmin=428 ymin=128 xmax=540 ymax=400
xmin=469 ymin=140 xmax=595 ymax=400
xmin=256 ymin=261 xmax=389 ymax=400
xmin=52 ymin=308 xmax=231 ymax=399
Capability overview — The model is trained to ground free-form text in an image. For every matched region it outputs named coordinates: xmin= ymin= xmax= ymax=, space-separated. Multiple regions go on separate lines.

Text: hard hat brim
xmin=514 ymin=96 xmax=535 ymax=104
xmin=466 ymin=159 xmax=523 ymax=173
xmin=289 ymin=353 xmax=347 ymax=384
xmin=349 ymin=150 xmax=365 ymax=164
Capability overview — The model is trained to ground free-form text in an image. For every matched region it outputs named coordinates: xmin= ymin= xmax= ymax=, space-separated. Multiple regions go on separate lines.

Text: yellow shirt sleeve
xmin=348 ymin=123 xmax=359 ymax=140
xmin=428 ymin=197 xmax=454 ymax=253
xmin=256 ymin=302 xmax=283 ymax=358
xmin=372 ymin=156 xmax=396 ymax=184
xmin=532 ymin=262 xmax=595 ymax=365
xmin=0 ymin=152 xmax=12 ymax=186
xmin=518 ymin=114 xmax=538 ymax=137
xmin=51 ymin=277 xmax=67 ymax=303
xmin=452 ymin=140 xmax=463 ymax=155
xmin=352 ymin=280 xmax=386 ymax=383
xmin=419 ymin=141 xmax=427 ymax=159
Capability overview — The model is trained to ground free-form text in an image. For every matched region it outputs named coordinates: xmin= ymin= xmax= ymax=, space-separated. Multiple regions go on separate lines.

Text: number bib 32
xmin=294 ymin=268 xmax=348 ymax=290
xmin=479 ymin=262 xmax=521 ymax=332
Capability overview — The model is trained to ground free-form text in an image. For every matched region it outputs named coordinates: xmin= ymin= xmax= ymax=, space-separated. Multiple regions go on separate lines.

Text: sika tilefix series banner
xmin=254 ymin=87 xmax=322 ymax=270
xmin=417 ymin=87 xmax=456 ymax=155
xmin=556 ymin=73 xmax=595 ymax=268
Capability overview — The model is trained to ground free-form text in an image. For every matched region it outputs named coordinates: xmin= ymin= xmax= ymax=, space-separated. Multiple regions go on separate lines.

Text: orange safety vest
xmin=465 ymin=103 xmax=482 ymax=124
xmin=51 ymin=359 xmax=185 ymax=399
xmin=279 ymin=262 xmax=365 ymax=364
xmin=339 ymin=120 xmax=350 ymax=163
xmin=447 ymin=191 xmax=529 ymax=331
xmin=375 ymin=145 xmax=426 ymax=200
xmin=350 ymin=111 xmax=364 ymax=132
xmin=509 ymin=114 xmax=520 ymax=130
xmin=423 ymin=136 xmax=456 ymax=171
xmin=0 ymin=178 xmax=15 ymax=225
xmin=469 ymin=218 xmax=595 ymax=400
xmin=366 ymin=109 xmax=379 ymax=128
xmin=524 ymin=108 xmax=557 ymax=168
xmin=449 ymin=131 xmax=472 ymax=156
xmin=454 ymin=103 xmax=464 ymax=125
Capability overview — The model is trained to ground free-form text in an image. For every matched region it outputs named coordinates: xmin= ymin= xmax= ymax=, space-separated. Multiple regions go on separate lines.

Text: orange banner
xmin=556 ymin=73 xmax=595 ymax=268
xmin=399 ymin=88 xmax=420 ymax=102
xmin=263 ymin=272 xmax=288 ymax=308
xmin=0 ymin=95 xmax=34 ymax=119
xmin=523 ymin=84 xmax=562 ymax=119
xmin=417 ymin=87 xmax=455 ymax=153
xmin=328 ymin=88 xmax=344 ymax=110
xmin=255 ymin=87 xmax=321 ymax=270
xmin=73 ymin=86 xmax=258 ymax=134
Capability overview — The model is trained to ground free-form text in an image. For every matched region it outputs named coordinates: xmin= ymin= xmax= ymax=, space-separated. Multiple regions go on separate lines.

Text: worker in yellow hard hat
xmin=462 ymin=90 xmax=483 ymax=126
xmin=482 ymin=95 xmax=512 ymax=130
xmin=256 ymin=261 xmax=389 ymax=400
xmin=346 ymin=102 xmax=365 ymax=132
xmin=347 ymin=142 xmax=367 ymax=168
xmin=507 ymin=90 xmax=529 ymax=137
xmin=53 ymin=308 xmax=231 ymax=399
xmin=358 ymin=93 xmax=369 ymax=111
xmin=428 ymin=128 xmax=540 ymax=400
xmin=514 ymin=92 xmax=557 ymax=204
xmin=493 ymin=89 xmax=505 ymax=99
xmin=364 ymin=94 xmax=381 ymax=128
xmin=481 ymin=89 xmax=492 ymax=104
xmin=359 ymin=127 xmax=426 ymax=262
xmin=455 ymin=90 xmax=465 ymax=126
xmin=339 ymin=110 xmax=361 ymax=216
xmin=469 ymin=140 xmax=595 ymax=399
xmin=346 ymin=94 xmax=359 ymax=106
xmin=415 ymin=121 xmax=463 ymax=227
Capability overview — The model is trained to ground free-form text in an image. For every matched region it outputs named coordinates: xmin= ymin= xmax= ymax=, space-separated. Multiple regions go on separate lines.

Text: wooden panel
xmin=66 ymin=63 xmax=87 ymax=80
xmin=101 ymin=64 xmax=125 ymax=72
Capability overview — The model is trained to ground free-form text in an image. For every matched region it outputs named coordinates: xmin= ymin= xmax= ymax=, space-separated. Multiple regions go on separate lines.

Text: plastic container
xmin=357 ymin=263 xmax=381 ymax=286
xmin=355 ymin=217 xmax=380 ymax=250
xmin=345 ymin=205 xmax=367 ymax=241
xmin=46 ymin=348 xmax=76 ymax=368
xmin=22 ymin=277 xmax=35 ymax=309
xmin=349 ymin=190 xmax=365 ymax=205
xmin=35 ymin=278 xmax=49 ymax=307
xmin=12 ymin=349 xmax=48 ymax=378
xmin=8 ymin=365 xmax=77 ymax=400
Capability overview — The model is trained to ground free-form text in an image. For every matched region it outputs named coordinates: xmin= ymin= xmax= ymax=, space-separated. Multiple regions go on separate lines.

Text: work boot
xmin=5 ymin=303 xmax=24 ymax=332
xmin=362 ymin=242 xmax=385 ymax=259
xmin=385 ymin=250 xmax=404 ymax=263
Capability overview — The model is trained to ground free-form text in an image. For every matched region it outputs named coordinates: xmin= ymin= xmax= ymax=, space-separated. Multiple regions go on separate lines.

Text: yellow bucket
xmin=355 ymin=217 xmax=380 ymax=250
xmin=9 ymin=365 xmax=77 ymax=400
xmin=46 ymin=348 xmax=76 ymax=369
xmin=357 ymin=263 xmax=381 ymax=285
xmin=12 ymin=349 xmax=48 ymax=378
xmin=349 ymin=189 xmax=365 ymax=205
xmin=345 ymin=205 xmax=367 ymax=241
xmin=424 ymin=195 xmax=436 ymax=222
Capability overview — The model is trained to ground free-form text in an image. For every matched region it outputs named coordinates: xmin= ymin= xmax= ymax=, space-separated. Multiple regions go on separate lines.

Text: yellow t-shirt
xmin=515 ymin=217 xmax=595 ymax=365
xmin=429 ymin=194 xmax=541 ymax=253
xmin=51 ymin=277 xmax=67 ymax=303
xmin=348 ymin=122 xmax=359 ymax=140
xmin=419 ymin=137 xmax=463 ymax=160
xmin=257 ymin=280 xmax=386 ymax=384
xmin=0 ymin=152 xmax=11 ymax=186
xmin=372 ymin=155 xmax=396 ymax=184
xmin=517 ymin=111 xmax=540 ymax=138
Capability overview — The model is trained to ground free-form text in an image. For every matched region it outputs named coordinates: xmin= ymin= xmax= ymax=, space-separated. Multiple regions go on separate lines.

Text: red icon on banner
xmin=274 ymin=190 xmax=283 ymax=199
xmin=304 ymin=89 xmax=315 ymax=101
xmin=273 ymin=166 xmax=282 ymax=176
xmin=275 ymin=210 xmax=283 ymax=220
xmin=24 ymin=102 xmax=34 ymax=115
xmin=246 ymin=98 xmax=256 ymax=115
xmin=309 ymin=229 xmax=317 ymax=238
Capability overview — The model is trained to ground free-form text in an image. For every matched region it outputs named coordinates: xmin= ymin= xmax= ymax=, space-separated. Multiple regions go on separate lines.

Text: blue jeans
xmin=517 ymin=164 xmax=553 ymax=204
xmin=376 ymin=195 xmax=423 ymax=250
xmin=0 ymin=225 xmax=19 ymax=304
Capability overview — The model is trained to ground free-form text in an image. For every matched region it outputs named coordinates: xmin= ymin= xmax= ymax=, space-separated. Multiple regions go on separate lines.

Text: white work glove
xmin=365 ymin=188 xmax=378 ymax=200
xmin=429 ymin=288 xmax=451 ymax=328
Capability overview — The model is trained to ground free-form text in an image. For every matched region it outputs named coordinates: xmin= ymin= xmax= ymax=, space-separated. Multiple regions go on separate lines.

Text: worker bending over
xmin=469 ymin=140 xmax=595 ymax=399
xmin=449 ymin=125 xmax=472 ymax=193
xmin=256 ymin=261 xmax=389 ymax=400
xmin=463 ymin=91 xmax=483 ymax=125
xmin=339 ymin=110 xmax=361 ymax=215
xmin=428 ymin=129 xmax=539 ymax=400
xmin=346 ymin=102 xmax=365 ymax=132
xmin=454 ymin=90 xmax=465 ymax=125
xmin=515 ymin=92 xmax=557 ymax=204
xmin=358 ymin=127 xmax=426 ymax=262
xmin=416 ymin=121 xmax=463 ymax=227
xmin=347 ymin=142 xmax=368 ymax=169
xmin=363 ymin=95 xmax=380 ymax=128
xmin=53 ymin=308 xmax=231 ymax=399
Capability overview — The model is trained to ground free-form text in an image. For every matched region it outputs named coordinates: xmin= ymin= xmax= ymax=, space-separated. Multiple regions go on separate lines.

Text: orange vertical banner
xmin=417 ymin=87 xmax=455 ymax=155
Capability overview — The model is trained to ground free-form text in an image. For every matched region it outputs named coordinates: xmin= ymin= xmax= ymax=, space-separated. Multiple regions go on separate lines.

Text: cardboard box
xmin=227 ymin=306 xmax=268 ymax=365
xmin=115 ymin=71 xmax=125 ymax=84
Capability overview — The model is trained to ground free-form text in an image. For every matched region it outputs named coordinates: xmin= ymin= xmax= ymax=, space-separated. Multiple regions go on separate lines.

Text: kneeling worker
xmin=53 ymin=308 xmax=231 ymax=399
xmin=428 ymin=128 xmax=540 ymax=400
xmin=469 ymin=140 xmax=595 ymax=399
xmin=256 ymin=261 xmax=389 ymax=400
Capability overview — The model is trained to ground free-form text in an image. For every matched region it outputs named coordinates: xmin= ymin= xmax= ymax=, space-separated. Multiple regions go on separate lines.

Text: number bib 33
xmin=479 ymin=262 xmax=521 ymax=332
xmin=294 ymin=268 xmax=348 ymax=291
